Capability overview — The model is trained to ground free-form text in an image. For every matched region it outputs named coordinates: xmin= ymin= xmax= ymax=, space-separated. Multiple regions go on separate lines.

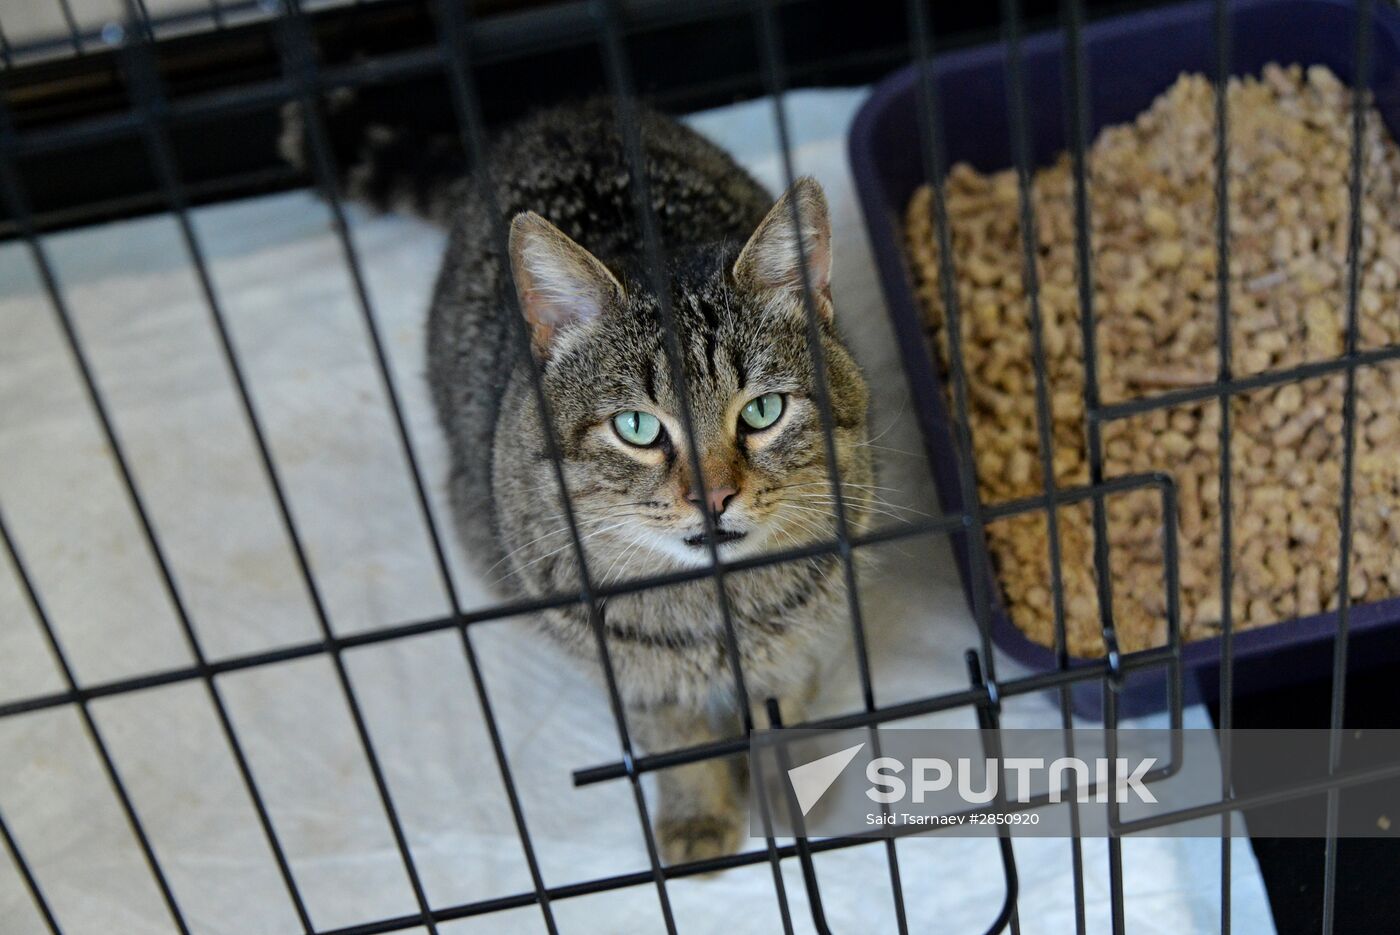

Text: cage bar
xmin=0 ymin=759 xmax=62 ymax=932
xmin=0 ymin=512 xmax=190 ymax=934
xmin=749 ymin=0 xmax=911 ymax=926
xmin=1001 ymin=0 xmax=1091 ymax=928
xmin=591 ymin=0 xmax=791 ymax=923
xmin=1322 ymin=1 xmax=1375 ymax=931
xmin=1209 ymin=0 xmax=1239 ymax=928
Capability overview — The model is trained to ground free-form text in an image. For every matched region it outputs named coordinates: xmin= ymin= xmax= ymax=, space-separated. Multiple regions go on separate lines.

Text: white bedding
xmin=0 ymin=88 xmax=1273 ymax=934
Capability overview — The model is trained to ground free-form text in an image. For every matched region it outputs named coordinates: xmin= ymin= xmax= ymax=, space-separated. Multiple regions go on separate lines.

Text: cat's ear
xmin=732 ymin=176 xmax=832 ymax=318
xmin=509 ymin=212 xmax=624 ymax=357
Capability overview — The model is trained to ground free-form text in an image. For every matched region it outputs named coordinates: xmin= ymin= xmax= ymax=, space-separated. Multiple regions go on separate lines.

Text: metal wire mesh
xmin=0 ymin=0 xmax=1397 ymax=932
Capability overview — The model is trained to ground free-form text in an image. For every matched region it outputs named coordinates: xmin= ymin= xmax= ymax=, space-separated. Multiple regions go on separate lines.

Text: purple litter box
xmin=849 ymin=0 xmax=1400 ymax=720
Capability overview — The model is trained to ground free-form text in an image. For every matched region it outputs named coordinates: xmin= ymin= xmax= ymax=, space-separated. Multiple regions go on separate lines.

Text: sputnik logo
xmin=786 ymin=743 xmax=865 ymax=816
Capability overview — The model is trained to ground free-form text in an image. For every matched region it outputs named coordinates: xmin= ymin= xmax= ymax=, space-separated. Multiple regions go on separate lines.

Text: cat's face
xmin=510 ymin=179 xmax=871 ymax=574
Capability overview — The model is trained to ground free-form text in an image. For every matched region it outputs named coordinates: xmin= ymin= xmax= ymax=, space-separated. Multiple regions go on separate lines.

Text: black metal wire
xmin=749 ymin=0 xmax=908 ymax=927
xmin=897 ymin=20 xmax=1026 ymax=919
xmin=0 ymin=64 xmax=250 ymax=934
xmin=0 ymin=513 xmax=953 ymax=721
xmin=747 ymin=710 xmax=798 ymax=935
xmin=131 ymin=0 xmax=157 ymax=42
xmin=53 ymin=0 xmax=84 ymax=53
xmin=1098 ymin=341 xmax=1400 ymax=420
xmin=1113 ymin=752 xmax=1400 ymax=836
xmin=589 ymin=0 xmax=789 ymax=923
xmin=419 ymin=1 xmax=566 ymax=929
xmin=1322 ymin=2 xmax=1375 ymax=931
xmin=0 ymin=0 xmax=813 ymax=65
xmin=185 ymin=2 xmax=473 ymax=929
xmin=1101 ymin=667 xmax=1127 ymax=935
xmin=1057 ymin=1 xmax=1128 ymax=928
xmin=901 ymin=0 xmax=1036 ymax=923
xmin=0 ymin=36 xmax=905 ymax=203
xmin=592 ymin=0 xmax=754 ymax=718
xmin=905 ymin=0 xmax=1005 ymax=703
xmin=1060 ymin=13 xmax=1122 ymax=699
xmin=764 ymin=699 xmax=834 ymax=933
xmin=0 ymin=804 xmax=62 ymax=934
xmin=291 ymin=0 xmax=683 ymax=928
xmin=1003 ymin=0 xmax=1087 ymax=929
xmin=0 ymin=507 xmax=190 ymax=935
xmin=15 ymin=513 xmax=1211 ymax=935
xmin=964 ymin=651 xmax=1021 ymax=935
xmin=243 ymin=732 xmax=1389 ymax=935
xmin=287 ymin=732 xmax=1400 ymax=935
xmin=273 ymin=0 xmax=680 ymax=928
xmin=750 ymin=0 xmax=876 ymax=718
xmin=576 ymin=466 xmax=1180 ymax=786
xmin=1209 ymin=1 xmax=1237 ymax=930
xmin=229 ymin=0 xmax=567 ymax=928
xmin=106 ymin=14 xmax=325 ymax=931
xmin=0 ymin=472 xmax=1173 ymax=728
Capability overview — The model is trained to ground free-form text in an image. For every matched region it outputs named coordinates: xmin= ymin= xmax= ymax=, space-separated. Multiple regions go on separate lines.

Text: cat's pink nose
xmin=686 ymin=485 xmax=738 ymax=518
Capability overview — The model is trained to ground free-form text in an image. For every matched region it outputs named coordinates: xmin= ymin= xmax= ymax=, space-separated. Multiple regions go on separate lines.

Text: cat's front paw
xmin=657 ymin=812 xmax=743 ymax=866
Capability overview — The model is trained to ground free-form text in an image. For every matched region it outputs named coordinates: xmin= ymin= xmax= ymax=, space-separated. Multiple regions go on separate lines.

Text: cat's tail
xmin=278 ymin=89 xmax=466 ymax=225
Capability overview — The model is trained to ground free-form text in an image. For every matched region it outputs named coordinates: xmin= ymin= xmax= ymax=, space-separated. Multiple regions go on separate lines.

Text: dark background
xmin=1209 ymin=671 xmax=1400 ymax=934
xmin=0 ymin=0 xmax=1172 ymax=237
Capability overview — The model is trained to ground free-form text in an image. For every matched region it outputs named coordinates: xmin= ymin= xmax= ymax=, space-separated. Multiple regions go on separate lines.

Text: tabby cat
xmin=286 ymin=98 xmax=872 ymax=862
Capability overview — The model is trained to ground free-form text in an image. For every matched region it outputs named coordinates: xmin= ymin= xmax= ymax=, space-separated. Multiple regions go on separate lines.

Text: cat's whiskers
xmin=600 ymin=530 xmax=658 ymax=585
xmin=800 ymin=501 xmax=929 ymax=529
xmin=854 ymin=441 xmax=924 ymax=459
xmin=780 ymin=480 xmax=910 ymax=496
xmin=790 ymin=491 xmax=915 ymax=509
xmin=483 ymin=510 xmax=646 ymax=576
xmin=625 ymin=528 xmax=671 ymax=578
xmin=800 ymin=494 xmax=929 ymax=516
xmin=770 ymin=520 xmax=817 ymax=565
xmin=791 ymin=494 xmax=931 ymax=525
xmin=765 ymin=481 xmax=906 ymax=511
xmin=780 ymin=489 xmax=934 ymax=536
xmin=599 ymin=539 xmax=639 ymax=585
xmin=494 ymin=520 xmax=635 ymax=584
xmin=506 ymin=478 xmax=669 ymax=513
xmin=778 ymin=502 xmax=838 ymax=525
xmin=772 ymin=516 xmax=846 ymax=590
xmin=481 ymin=520 xmax=593 ymax=578
xmin=769 ymin=502 xmax=866 ymax=586
xmin=774 ymin=504 xmax=835 ymax=545
xmin=862 ymin=392 xmax=908 ymax=447
xmin=489 ymin=516 xmax=640 ymax=583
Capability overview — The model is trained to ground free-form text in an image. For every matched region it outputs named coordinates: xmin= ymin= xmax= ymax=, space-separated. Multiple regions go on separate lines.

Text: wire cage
xmin=1 ymin=0 xmax=1399 ymax=932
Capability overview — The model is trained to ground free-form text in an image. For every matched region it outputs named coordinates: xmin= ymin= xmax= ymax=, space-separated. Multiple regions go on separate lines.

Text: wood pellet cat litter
xmin=904 ymin=64 xmax=1400 ymax=658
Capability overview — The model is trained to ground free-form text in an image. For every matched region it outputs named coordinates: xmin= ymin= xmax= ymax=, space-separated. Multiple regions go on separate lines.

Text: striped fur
xmin=283 ymin=98 xmax=872 ymax=863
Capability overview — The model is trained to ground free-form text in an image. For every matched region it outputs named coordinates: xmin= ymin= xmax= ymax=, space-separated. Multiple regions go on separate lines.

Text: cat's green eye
xmin=739 ymin=393 xmax=785 ymax=431
xmin=612 ymin=410 xmax=662 ymax=447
